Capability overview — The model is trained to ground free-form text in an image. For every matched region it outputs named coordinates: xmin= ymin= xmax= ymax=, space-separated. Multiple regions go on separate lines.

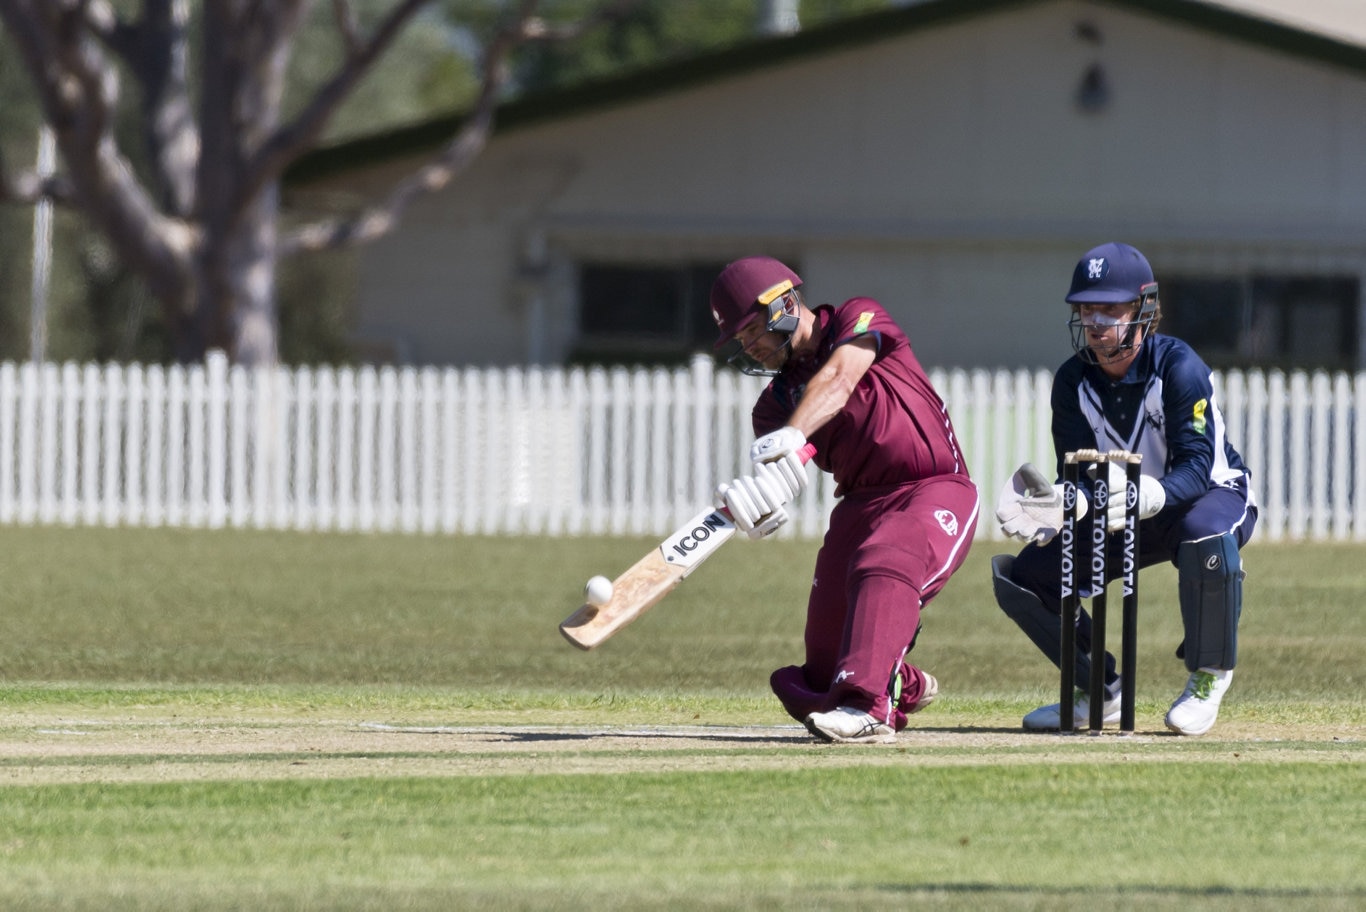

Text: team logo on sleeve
xmin=935 ymin=510 xmax=959 ymax=536
xmin=854 ymin=312 xmax=875 ymax=334
xmin=1192 ymin=398 xmax=1208 ymax=434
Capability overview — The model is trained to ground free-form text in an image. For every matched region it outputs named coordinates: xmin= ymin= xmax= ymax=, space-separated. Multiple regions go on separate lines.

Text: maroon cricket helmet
xmin=709 ymin=256 xmax=802 ymax=348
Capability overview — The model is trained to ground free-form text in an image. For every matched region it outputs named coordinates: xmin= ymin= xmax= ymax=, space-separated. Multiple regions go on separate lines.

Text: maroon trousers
xmin=771 ymin=473 xmax=979 ymax=729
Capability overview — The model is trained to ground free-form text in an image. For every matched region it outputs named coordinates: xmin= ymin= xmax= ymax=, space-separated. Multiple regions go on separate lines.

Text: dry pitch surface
xmin=1 ymin=709 xmax=1358 ymax=785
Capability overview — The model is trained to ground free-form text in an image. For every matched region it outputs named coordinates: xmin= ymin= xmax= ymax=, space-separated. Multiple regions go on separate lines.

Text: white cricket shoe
xmin=804 ymin=707 xmax=896 ymax=744
xmin=1022 ymin=689 xmax=1122 ymax=731
xmin=1165 ymin=668 xmax=1233 ymax=736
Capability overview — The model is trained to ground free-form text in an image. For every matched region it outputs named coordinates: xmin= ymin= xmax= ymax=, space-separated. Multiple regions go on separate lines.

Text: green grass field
xmin=0 ymin=526 xmax=1362 ymax=911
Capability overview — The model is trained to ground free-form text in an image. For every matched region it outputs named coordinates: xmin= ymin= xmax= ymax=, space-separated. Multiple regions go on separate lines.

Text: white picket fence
xmin=0 ymin=351 xmax=1358 ymax=541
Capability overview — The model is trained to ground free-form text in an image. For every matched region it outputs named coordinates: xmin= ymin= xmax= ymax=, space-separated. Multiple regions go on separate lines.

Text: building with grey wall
xmin=289 ymin=0 xmax=1366 ymax=371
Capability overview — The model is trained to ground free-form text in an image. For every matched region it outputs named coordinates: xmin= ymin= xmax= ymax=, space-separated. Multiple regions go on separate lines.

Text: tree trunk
xmin=178 ymin=184 xmax=281 ymax=367
xmin=227 ymin=183 xmax=281 ymax=367
xmin=1 ymin=0 xmax=624 ymax=368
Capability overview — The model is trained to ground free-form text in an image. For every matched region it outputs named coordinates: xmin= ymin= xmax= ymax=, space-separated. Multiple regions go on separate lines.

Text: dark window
xmin=1162 ymin=275 xmax=1359 ymax=371
xmin=575 ymin=262 xmax=733 ymax=366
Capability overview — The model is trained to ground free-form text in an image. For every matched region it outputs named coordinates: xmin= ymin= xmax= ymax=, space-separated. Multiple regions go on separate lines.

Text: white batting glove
xmin=715 ymin=471 xmax=789 ymax=540
xmin=747 ymin=503 xmax=791 ymax=540
xmin=749 ymin=427 xmax=810 ymax=503
xmin=995 ymin=463 xmax=1088 ymax=545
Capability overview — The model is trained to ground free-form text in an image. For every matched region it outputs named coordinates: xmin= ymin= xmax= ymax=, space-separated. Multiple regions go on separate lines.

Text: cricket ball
xmin=584 ymin=575 xmax=614 ymax=607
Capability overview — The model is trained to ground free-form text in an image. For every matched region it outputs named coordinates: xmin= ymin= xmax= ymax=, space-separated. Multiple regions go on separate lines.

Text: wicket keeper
xmin=993 ymin=242 xmax=1257 ymax=735
xmin=709 ymin=256 xmax=980 ymax=743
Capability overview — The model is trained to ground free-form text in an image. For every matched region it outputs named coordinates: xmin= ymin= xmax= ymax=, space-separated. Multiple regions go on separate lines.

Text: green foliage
xmin=275 ymin=247 xmax=361 ymax=364
xmin=0 ymin=19 xmax=167 ymax=362
xmin=515 ymin=0 xmax=756 ymax=90
xmin=287 ymin=2 xmax=480 ymax=144
xmin=0 ymin=38 xmax=46 ymax=361
xmin=0 ymin=207 xmax=29 ymax=358
xmin=513 ymin=0 xmax=901 ymax=93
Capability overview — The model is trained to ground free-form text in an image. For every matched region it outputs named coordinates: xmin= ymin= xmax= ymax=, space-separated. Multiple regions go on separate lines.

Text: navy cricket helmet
xmin=1066 ymin=242 xmax=1160 ymax=364
xmin=1067 ymin=242 xmax=1155 ymax=304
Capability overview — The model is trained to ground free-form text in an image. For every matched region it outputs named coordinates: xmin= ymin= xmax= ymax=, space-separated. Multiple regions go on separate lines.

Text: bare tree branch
xmin=280 ymin=0 xmax=646 ymax=255
xmin=0 ymin=0 xmax=196 ymax=294
xmin=195 ymin=0 xmax=308 ymax=232
xmin=331 ymin=0 xmax=364 ymax=56
xmin=105 ymin=0 xmax=199 ymax=216
xmin=81 ymin=0 xmax=139 ymax=63
xmin=0 ymin=148 xmax=78 ymax=206
xmin=238 ymin=0 xmax=435 ymax=210
xmin=0 ymin=0 xmax=637 ymax=363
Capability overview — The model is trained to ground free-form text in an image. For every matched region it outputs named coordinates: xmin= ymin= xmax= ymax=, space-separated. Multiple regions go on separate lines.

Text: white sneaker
xmin=804 ymin=707 xmax=896 ymax=744
xmin=1022 ymin=690 xmax=1122 ymax=731
xmin=1165 ymin=668 xmax=1233 ymax=736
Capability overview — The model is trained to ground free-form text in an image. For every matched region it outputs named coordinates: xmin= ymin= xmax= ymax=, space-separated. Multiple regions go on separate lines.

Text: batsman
xmin=709 ymin=256 xmax=979 ymax=744
xmin=993 ymin=242 xmax=1257 ymax=736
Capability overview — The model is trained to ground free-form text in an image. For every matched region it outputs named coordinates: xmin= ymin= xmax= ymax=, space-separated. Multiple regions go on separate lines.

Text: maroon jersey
xmin=752 ymin=298 xmax=968 ymax=494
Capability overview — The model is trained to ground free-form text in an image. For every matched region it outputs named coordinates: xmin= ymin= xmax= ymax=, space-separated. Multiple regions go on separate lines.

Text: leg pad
xmin=1177 ymin=534 xmax=1242 ymax=672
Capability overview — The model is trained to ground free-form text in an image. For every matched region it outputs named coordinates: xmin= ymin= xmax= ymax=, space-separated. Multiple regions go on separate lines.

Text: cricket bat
xmin=558 ymin=443 xmax=817 ymax=650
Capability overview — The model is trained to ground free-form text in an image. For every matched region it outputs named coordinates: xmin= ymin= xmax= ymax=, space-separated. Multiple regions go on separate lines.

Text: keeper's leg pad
xmin=1177 ymin=533 xmax=1242 ymax=672
xmin=992 ymin=554 xmax=1089 ymax=685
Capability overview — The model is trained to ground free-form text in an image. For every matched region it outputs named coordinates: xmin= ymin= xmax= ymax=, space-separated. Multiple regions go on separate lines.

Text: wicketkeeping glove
xmin=995 ymin=463 xmax=1088 ymax=545
xmin=749 ymin=427 xmax=810 ymax=503
xmin=1091 ymin=462 xmax=1167 ymax=532
xmin=1136 ymin=475 xmax=1165 ymax=517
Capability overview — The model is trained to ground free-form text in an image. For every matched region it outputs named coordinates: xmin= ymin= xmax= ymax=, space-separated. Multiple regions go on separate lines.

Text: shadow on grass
xmin=359 ymin=722 xmax=1161 ymax=741
xmin=359 ymin=722 xmax=814 ymax=743
xmin=913 ymin=724 xmax=1187 ymax=737
xmin=878 ymin=882 xmax=1366 ymax=902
